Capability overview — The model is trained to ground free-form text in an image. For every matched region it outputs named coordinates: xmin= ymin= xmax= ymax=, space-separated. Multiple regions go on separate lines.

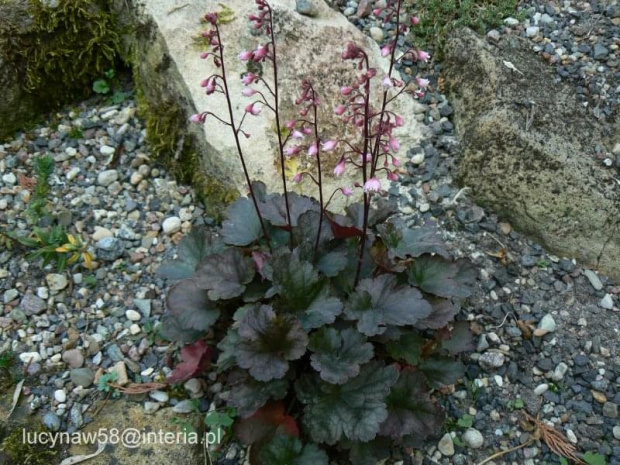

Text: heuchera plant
xmin=159 ymin=0 xmax=476 ymax=463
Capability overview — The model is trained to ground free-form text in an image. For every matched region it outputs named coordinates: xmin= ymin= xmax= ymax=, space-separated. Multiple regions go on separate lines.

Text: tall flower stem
xmin=216 ymin=24 xmax=272 ymax=253
xmin=310 ymin=85 xmax=325 ymax=258
xmin=266 ymin=3 xmax=293 ymax=248
xmin=354 ymin=55 xmax=372 ymax=286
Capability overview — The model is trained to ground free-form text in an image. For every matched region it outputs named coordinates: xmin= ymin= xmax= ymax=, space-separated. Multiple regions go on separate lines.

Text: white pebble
xmin=534 ymin=383 xmax=549 ymax=395
xmin=125 ymin=310 xmax=141 ymax=321
xmin=54 ymin=389 xmax=67 ymax=403
xmin=162 ymin=217 xmax=182 ymax=235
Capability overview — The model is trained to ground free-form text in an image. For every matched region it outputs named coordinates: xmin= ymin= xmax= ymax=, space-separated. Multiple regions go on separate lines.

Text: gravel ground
xmin=0 ymin=1 xmax=618 ymax=464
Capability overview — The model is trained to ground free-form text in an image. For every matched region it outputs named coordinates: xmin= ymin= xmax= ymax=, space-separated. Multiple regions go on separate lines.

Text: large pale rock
xmin=114 ymin=0 xmax=425 ymax=212
xmin=444 ymin=28 xmax=620 ymax=280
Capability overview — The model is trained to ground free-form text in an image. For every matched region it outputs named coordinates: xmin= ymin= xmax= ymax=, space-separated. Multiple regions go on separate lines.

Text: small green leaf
xmin=344 ymin=274 xmax=432 ymax=336
xmin=583 ymin=452 xmax=606 ymax=465
xmin=457 ymin=414 xmax=473 ymax=428
xmin=236 ymin=305 xmax=308 ymax=381
xmin=110 ymin=90 xmax=125 ymax=104
xmin=309 ymin=328 xmax=374 ymax=385
xmin=205 ymin=410 xmax=235 ymax=429
xmin=194 ymin=248 xmax=255 ymax=300
xmin=93 ymin=79 xmax=110 ymax=94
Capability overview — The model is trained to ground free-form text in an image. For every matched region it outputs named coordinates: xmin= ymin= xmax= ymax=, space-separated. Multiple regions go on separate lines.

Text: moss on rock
xmin=0 ymin=0 xmax=123 ymax=139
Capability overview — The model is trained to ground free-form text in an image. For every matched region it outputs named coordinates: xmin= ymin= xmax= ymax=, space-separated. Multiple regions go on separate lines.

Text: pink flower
xmin=292 ymin=130 xmax=304 ymax=140
xmin=395 ymin=114 xmax=404 ymax=127
xmin=205 ymin=13 xmax=218 ymax=25
xmin=372 ymin=8 xmax=382 ymax=16
xmin=387 ymin=171 xmax=399 ymax=181
xmin=382 ymin=76 xmax=393 ymax=88
xmin=335 ymin=105 xmax=346 ymax=116
xmin=417 ymin=78 xmax=430 ymax=88
xmin=286 ymin=146 xmax=301 ymax=156
xmin=293 ymin=172 xmax=303 ymax=183
xmin=322 ymin=140 xmax=338 ymax=152
xmin=342 ymin=187 xmax=353 ymax=196
xmin=200 ymin=52 xmax=209 ymax=59
xmin=242 ymin=73 xmax=257 ymax=85
xmin=418 ymin=50 xmax=430 ymax=62
xmin=410 ymin=16 xmax=420 ymax=26
xmin=341 ymin=86 xmax=354 ymax=96
xmin=189 ymin=114 xmax=202 ymax=123
xmin=253 ymin=44 xmax=269 ymax=61
xmin=239 ymin=50 xmax=253 ymax=61
xmin=245 ymin=102 xmax=261 ymax=115
xmin=285 ymin=120 xmax=296 ymax=129
xmin=389 ymin=137 xmax=400 ymax=152
xmin=363 ymin=178 xmax=382 ymax=193
xmin=242 ymin=87 xmax=257 ymax=97
xmin=333 ymin=158 xmax=346 ymax=176
xmin=302 ymin=126 xmax=312 ymax=135
xmin=392 ymin=157 xmax=400 ymax=167
xmin=308 ymin=142 xmax=318 ymax=156
xmin=381 ymin=44 xmax=392 ymax=57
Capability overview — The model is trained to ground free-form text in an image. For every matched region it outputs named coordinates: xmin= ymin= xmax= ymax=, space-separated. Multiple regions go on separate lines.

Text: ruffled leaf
xmin=347 ymin=438 xmax=391 ymax=465
xmin=295 ymin=362 xmax=398 ymax=444
xmin=227 ymin=373 xmax=289 ymax=418
xmin=377 ymin=220 xmax=450 ymax=260
xmin=194 ymin=248 xmax=255 ymax=300
xmin=309 ymin=328 xmax=374 ymax=385
xmin=167 ymin=340 xmax=213 ymax=384
xmin=419 ymin=356 xmax=465 ymax=387
xmin=317 ymin=248 xmax=348 ymax=277
xmin=158 ymin=314 xmax=204 ymax=343
xmin=414 ymin=296 xmax=461 ymax=330
xmin=272 ymin=250 xmax=342 ymax=330
xmin=222 ymin=197 xmax=264 ymax=246
xmin=166 ymin=279 xmax=220 ymax=331
xmin=344 ymin=274 xmax=432 ymax=336
xmin=236 ymin=305 xmax=308 ymax=381
xmin=385 ymin=330 xmax=425 ymax=365
xmin=441 ymin=321 xmax=474 ymax=354
xmin=157 ymin=228 xmax=226 ymax=280
xmin=292 ymin=210 xmax=333 ymax=248
xmin=379 ymin=371 xmax=445 ymax=439
xmin=408 ymin=256 xmax=477 ymax=299
xmin=258 ymin=434 xmax=329 ymax=465
xmin=259 ymin=192 xmax=320 ymax=229
xmin=216 ymin=329 xmax=240 ymax=372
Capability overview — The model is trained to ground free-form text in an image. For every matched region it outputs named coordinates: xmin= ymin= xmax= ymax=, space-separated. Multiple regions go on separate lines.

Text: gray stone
xmin=295 ymin=0 xmax=319 ymax=17
xmin=525 ymin=26 xmax=539 ymax=37
xmin=70 ymin=367 xmax=95 ymax=387
xmin=173 ymin=399 xmax=196 ymax=414
xmin=504 ymin=17 xmax=519 ymax=26
xmin=46 ymin=273 xmax=68 ymax=291
xmin=369 ymin=26 xmax=384 ymax=42
xmin=62 ymin=349 xmax=84 ymax=368
xmin=478 ymin=351 xmax=505 ymax=369
xmin=134 ymin=299 xmax=152 ymax=317
xmin=438 ymin=433 xmax=455 ymax=456
xmin=599 ymin=294 xmax=613 ymax=310
xmin=584 ymin=269 xmax=604 ymax=291
xmin=443 ymin=29 xmax=620 ymax=281
xmin=535 ymin=314 xmax=556 ymax=336
xmin=3 ymin=289 xmax=18 ymax=303
xmin=602 ymin=402 xmax=618 ymax=419
xmin=97 ymin=169 xmax=119 ymax=187
xmin=96 ymin=237 xmax=125 ymax=261
xmin=43 ymin=412 xmax=61 ymax=432
xmin=20 ymin=292 xmax=46 ymax=316
xmin=593 ymin=44 xmax=609 ymax=59
xmin=614 ymin=426 xmax=620 ymax=440
xmin=462 ymin=428 xmax=484 ymax=449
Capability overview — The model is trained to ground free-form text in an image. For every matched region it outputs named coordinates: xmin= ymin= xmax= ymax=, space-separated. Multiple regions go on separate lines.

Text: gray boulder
xmin=443 ymin=28 xmax=620 ymax=280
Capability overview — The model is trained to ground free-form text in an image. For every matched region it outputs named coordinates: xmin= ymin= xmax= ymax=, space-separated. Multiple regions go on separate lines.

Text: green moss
xmin=1 ymin=0 xmax=122 ymax=109
xmin=408 ymin=0 xmax=527 ymax=58
xmin=0 ymin=423 xmax=58 ymax=465
xmin=134 ymin=75 xmax=238 ymax=219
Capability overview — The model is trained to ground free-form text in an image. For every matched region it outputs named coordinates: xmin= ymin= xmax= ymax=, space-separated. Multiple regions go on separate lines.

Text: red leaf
xmin=326 ymin=214 xmax=363 ymax=239
xmin=166 ymin=339 xmax=213 ymax=384
xmin=235 ymin=401 xmax=299 ymax=445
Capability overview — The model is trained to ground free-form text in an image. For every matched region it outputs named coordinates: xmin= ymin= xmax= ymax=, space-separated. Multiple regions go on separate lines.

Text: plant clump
xmin=157 ymin=0 xmax=477 ymax=462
